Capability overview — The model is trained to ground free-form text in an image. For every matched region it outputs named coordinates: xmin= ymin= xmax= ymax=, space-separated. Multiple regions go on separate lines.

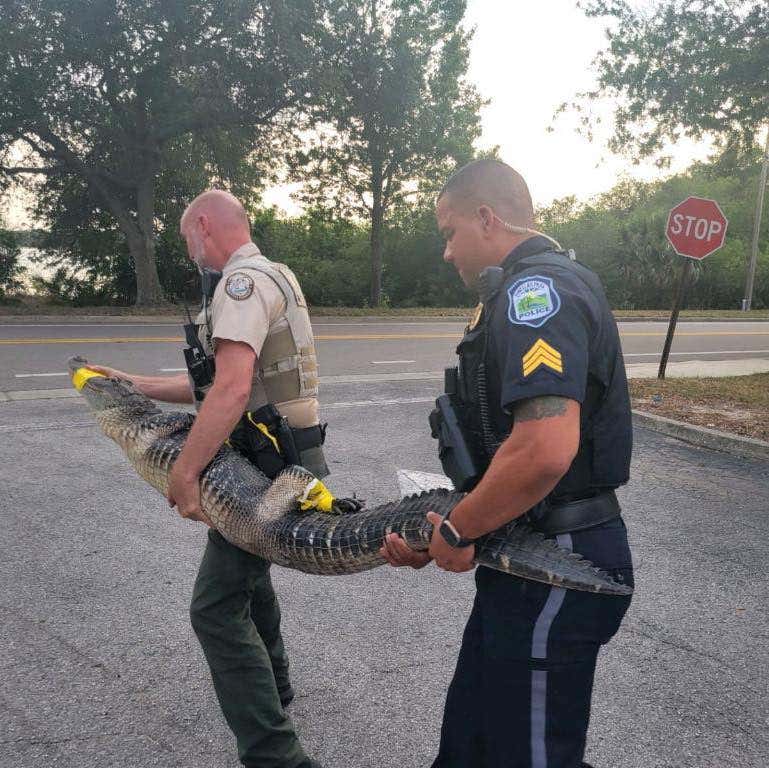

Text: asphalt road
xmin=1 ymin=369 xmax=768 ymax=767
xmin=0 ymin=319 xmax=768 ymax=393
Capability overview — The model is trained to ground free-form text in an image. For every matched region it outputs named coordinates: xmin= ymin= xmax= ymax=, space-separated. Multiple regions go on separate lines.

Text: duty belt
xmin=526 ymin=490 xmax=621 ymax=535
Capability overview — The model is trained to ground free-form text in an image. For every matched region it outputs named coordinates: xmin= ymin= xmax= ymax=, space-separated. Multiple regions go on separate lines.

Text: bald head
xmin=438 ymin=158 xmax=534 ymax=228
xmin=181 ymin=189 xmax=250 ymax=232
xmin=180 ymin=189 xmax=252 ymax=270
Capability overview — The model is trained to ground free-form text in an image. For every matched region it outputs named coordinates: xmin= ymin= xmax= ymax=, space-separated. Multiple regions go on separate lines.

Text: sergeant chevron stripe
xmin=522 ymin=339 xmax=563 ymax=376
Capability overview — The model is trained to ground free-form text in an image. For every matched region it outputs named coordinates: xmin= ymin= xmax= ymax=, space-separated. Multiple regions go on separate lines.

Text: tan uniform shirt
xmin=194 ymin=242 xmax=320 ymax=428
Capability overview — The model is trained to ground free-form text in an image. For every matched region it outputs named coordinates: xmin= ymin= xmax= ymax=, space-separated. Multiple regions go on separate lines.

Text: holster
xmin=429 ymin=392 xmax=485 ymax=492
xmin=229 ymin=404 xmax=329 ymax=480
xmin=526 ymin=490 xmax=621 ymax=535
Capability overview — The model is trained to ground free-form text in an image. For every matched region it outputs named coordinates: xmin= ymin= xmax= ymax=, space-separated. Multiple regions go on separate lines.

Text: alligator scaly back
xmin=68 ymin=356 xmax=632 ymax=596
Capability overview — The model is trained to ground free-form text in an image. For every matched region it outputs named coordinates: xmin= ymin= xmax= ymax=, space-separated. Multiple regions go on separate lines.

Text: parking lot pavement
xmin=1 ymin=382 xmax=767 ymax=768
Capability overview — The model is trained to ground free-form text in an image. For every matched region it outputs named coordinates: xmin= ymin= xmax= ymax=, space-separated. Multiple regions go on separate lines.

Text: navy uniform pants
xmin=190 ymin=529 xmax=308 ymax=768
xmin=432 ymin=517 xmax=634 ymax=768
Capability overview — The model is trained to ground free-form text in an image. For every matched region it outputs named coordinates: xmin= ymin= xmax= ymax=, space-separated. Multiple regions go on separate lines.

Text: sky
xmin=3 ymin=0 xmax=710 ymax=228
xmin=260 ymin=0 xmax=709 ymax=213
xmin=457 ymin=0 xmax=710 ymax=206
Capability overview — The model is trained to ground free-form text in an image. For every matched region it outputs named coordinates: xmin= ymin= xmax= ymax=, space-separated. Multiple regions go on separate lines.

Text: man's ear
xmin=477 ymin=205 xmax=495 ymax=233
xmin=197 ymin=213 xmax=211 ymax=238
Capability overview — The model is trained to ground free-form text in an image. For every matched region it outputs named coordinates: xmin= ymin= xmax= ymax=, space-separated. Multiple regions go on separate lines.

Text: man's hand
xmin=379 ymin=533 xmax=432 ymax=569
xmin=84 ymin=363 xmax=130 ymax=380
xmin=167 ymin=463 xmax=213 ymax=528
xmin=426 ymin=511 xmax=476 ymax=573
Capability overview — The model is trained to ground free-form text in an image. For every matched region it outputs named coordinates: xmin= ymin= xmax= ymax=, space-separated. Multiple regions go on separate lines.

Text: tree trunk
xmin=370 ymin=163 xmax=384 ymax=307
xmin=87 ymin=165 xmax=164 ymax=307
xmin=133 ymin=174 xmax=164 ymax=306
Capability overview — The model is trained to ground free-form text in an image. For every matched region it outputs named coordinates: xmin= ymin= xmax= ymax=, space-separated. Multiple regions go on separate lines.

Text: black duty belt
xmin=527 ymin=490 xmax=621 ymax=535
xmin=292 ymin=423 xmax=327 ymax=452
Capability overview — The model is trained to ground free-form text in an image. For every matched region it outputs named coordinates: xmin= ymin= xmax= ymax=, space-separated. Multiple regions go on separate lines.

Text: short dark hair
xmin=438 ymin=158 xmax=534 ymax=226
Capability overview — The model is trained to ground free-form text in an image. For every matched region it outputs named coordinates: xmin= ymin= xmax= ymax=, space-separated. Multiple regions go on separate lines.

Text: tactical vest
xmin=193 ymin=254 xmax=319 ymax=417
xmin=453 ymin=248 xmax=610 ymax=486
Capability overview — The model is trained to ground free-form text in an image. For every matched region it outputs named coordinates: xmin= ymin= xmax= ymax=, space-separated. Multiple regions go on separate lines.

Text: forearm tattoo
xmin=514 ymin=396 xmax=569 ymax=423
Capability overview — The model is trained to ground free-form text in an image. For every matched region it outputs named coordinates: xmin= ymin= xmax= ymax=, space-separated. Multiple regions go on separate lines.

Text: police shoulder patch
xmin=225 ymin=272 xmax=254 ymax=301
xmin=507 ymin=275 xmax=561 ymax=328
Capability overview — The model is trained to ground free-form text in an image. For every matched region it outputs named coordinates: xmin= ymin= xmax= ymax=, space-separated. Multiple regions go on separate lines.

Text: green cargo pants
xmin=190 ymin=529 xmax=308 ymax=768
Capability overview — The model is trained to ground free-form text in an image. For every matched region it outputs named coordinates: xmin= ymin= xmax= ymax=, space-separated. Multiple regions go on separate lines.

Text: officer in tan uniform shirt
xmin=87 ymin=190 xmax=323 ymax=768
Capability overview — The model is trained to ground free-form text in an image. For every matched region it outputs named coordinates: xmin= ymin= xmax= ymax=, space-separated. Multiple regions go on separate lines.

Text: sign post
xmin=658 ymin=197 xmax=728 ymax=379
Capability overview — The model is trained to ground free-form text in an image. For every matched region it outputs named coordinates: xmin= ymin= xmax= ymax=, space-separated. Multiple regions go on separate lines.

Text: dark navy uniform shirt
xmin=484 ymin=236 xmax=632 ymax=501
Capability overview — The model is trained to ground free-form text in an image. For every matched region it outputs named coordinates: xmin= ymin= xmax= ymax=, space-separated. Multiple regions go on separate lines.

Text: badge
xmin=522 ymin=338 xmax=563 ymax=377
xmin=507 ymin=275 xmax=560 ymax=328
xmin=225 ymin=272 xmax=254 ymax=301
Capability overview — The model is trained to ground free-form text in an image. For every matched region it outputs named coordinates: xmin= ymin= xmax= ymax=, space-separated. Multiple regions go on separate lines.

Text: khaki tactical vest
xmin=193 ymin=247 xmax=320 ymax=428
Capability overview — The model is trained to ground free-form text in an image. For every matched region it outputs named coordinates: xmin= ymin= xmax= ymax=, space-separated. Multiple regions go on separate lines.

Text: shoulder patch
xmin=507 ymin=275 xmax=560 ymax=328
xmin=225 ymin=272 xmax=254 ymax=301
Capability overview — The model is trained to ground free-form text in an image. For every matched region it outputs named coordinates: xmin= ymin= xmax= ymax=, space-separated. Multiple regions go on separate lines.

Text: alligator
xmin=67 ymin=356 xmax=632 ymax=596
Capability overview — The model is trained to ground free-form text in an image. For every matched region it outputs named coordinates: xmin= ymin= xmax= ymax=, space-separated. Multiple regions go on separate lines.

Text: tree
xmin=537 ymin=151 xmax=769 ymax=309
xmin=32 ymin=132 xmax=267 ymax=305
xmin=569 ymin=1 xmax=769 ymax=156
xmin=0 ymin=226 xmax=24 ymax=298
xmin=290 ymin=0 xmax=482 ymax=306
xmin=0 ymin=0 xmax=324 ymax=305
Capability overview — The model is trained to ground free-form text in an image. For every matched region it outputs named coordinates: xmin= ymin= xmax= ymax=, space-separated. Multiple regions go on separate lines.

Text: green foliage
xmin=538 ymin=152 xmax=769 ymax=309
xmin=383 ymin=207 xmax=471 ymax=308
xmin=250 ymin=208 xmax=371 ymax=306
xmin=0 ymin=0 xmax=326 ymax=304
xmin=0 ymin=227 xmax=24 ymax=297
xmin=290 ymin=0 xmax=483 ymax=304
xmin=570 ymin=1 xmax=769 ymax=156
xmin=25 ymin=147 xmax=767 ymax=311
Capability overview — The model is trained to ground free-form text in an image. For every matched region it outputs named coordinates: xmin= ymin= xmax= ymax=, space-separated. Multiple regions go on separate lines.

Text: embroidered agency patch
xmin=225 ymin=272 xmax=254 ymax=301
xmin=522 ymin=338 xmax=563 ymax=377
xmin=507 ymin=275 xmax=560 ymax=328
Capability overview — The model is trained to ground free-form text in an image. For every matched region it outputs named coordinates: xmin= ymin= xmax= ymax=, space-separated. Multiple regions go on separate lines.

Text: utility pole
xmin=743 ymin=126 xmax=769 ymax=311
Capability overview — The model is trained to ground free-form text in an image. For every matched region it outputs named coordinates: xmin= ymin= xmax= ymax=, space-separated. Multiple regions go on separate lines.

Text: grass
xmin=630 ymin=373 xmax=769 ymax=441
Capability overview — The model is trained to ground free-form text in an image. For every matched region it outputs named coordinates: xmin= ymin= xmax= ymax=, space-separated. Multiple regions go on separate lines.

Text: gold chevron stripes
xmin=522 ymin=338 xmax=563 ymax=377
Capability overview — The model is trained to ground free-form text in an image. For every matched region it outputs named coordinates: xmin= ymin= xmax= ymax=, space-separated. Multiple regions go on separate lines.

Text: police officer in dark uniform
xmin=381 ymin=159 xmax=634 ymax=768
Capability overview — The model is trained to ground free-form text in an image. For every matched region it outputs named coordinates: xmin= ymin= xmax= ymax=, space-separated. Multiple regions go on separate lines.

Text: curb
xmin=632 ymin=409 xmax=769 ymax=462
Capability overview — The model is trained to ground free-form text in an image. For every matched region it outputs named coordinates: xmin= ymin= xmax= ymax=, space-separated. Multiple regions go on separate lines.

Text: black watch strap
xmin=438 ymin=516 xmax=475 ymax=548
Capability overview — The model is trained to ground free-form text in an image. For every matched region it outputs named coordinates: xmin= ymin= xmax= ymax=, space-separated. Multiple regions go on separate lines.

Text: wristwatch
xmin=438 ymin=514 xmax=475 ymax=548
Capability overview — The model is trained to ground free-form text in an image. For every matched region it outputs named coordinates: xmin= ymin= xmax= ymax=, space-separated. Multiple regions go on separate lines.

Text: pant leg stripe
xmin=530 ymin=533 xmax=573 ymax=768
xmin=531 ymin=533 xmax=573 ymax=660
xmin=531 ymin=670 xmax=548 ymax=768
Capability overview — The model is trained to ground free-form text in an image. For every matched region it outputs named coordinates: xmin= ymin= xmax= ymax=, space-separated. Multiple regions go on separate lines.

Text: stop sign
xmin=666 ymin=196 xmax=728 ymax=260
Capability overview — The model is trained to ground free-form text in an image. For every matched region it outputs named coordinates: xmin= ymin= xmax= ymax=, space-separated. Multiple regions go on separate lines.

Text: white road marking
xmin=371 ymin=360 xmax=416 ymax=364
xmin=14 ymin=372 xmax=68 ymax=378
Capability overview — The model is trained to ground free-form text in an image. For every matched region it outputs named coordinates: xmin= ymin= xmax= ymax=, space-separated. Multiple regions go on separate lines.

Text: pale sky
xmin=263 ymin=0 xmax=708 ymax=213
xmin=4 ymin=0 xmax=708 ymax=228
xmin=457 ymin=0 xmax=709 ymax=206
